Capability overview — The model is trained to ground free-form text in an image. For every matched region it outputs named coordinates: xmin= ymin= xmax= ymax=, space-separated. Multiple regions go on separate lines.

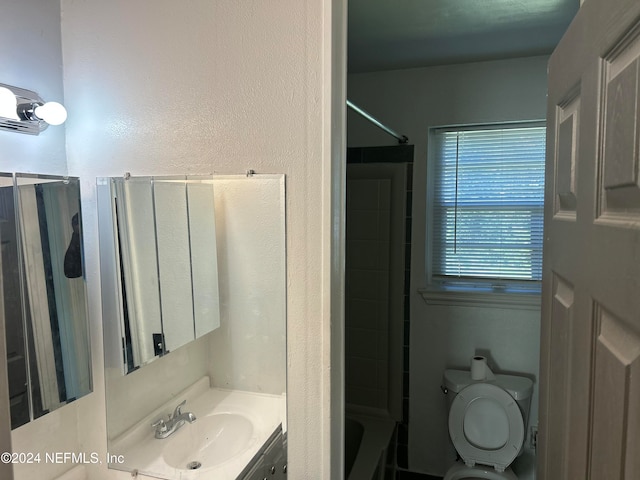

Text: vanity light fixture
xmin=0 ymin=83 xmax=67 ymax=135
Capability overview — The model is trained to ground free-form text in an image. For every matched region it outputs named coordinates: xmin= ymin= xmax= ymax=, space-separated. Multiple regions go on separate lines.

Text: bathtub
xmin=345 ymin=413 xmax=395 ymax=480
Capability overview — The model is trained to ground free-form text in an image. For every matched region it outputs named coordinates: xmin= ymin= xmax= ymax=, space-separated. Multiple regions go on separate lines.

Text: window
xmin=428 ymin=122 xmax=546 ymax=294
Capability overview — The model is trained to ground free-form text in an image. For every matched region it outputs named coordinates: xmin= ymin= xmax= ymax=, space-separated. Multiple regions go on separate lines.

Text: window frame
xmin=422 ymin=120 xmax=546 ymax=308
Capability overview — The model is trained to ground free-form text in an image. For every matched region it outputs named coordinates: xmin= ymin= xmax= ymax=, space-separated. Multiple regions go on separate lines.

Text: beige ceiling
xmin=348 ymin=0 xmax=579 ymax=72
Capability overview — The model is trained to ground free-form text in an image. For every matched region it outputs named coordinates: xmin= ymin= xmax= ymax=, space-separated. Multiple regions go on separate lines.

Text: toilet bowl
xmin=442 ymin=369 xmax=533 ymax=480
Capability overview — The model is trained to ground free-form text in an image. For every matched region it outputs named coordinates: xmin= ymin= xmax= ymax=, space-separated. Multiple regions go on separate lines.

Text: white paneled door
xmin=539 ymin=0 xmax=640 ymax=479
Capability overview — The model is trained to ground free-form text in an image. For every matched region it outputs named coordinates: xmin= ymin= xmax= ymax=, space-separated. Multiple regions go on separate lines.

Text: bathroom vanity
xmin=97 ymin=174 xmax=287 ymax=480
xmin=108 ymin=377 xmax=285 ymax=479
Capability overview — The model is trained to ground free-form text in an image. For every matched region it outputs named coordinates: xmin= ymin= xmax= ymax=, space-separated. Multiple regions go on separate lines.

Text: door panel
xmin=541 ymin=0 xmax=640 ymax=479
xmin=600 ymin=34 xmax=640 ymax=220
xmin=590 ymin=306 xmax=640 ymax=479
xmin=554 ymin=92 xmax=580 ymax=217
xmin=545 ymin=275 xmax=574 ymax=478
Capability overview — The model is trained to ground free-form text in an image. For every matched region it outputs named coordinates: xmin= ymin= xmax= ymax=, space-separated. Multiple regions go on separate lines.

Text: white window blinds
xmin=431 ymin=123 xmax=546 ymax=292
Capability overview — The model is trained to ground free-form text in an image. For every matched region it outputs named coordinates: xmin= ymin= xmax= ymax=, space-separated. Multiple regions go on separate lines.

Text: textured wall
xmin=0 ymin=0 xmax=67 ymax=174
xmin=60 ymin=1 xmax=343 ymax=478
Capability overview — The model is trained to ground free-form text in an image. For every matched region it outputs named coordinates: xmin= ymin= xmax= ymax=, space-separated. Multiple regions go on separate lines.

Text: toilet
xmin=442 ymin=368 xmax=533 ymax=480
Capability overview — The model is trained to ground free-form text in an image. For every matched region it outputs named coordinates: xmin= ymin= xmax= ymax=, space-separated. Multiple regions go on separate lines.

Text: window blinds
xmin=431 ymin=124 xmax=546 ymax=290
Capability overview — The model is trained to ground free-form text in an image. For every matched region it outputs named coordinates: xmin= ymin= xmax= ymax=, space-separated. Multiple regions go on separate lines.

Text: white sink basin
xmin=108 ymin=383 xmax=285 ymax=479
xmin=162 ymin=413 xmax=254 ymax=471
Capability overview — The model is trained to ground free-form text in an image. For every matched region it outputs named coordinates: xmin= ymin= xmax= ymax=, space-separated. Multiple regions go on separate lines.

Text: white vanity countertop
xmin=109 ymin=378 xmax=285 ymax=480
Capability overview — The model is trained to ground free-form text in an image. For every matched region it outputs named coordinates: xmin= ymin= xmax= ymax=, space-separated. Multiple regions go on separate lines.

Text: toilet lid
xmin=448 ymin=383 xmax=524 ymax=471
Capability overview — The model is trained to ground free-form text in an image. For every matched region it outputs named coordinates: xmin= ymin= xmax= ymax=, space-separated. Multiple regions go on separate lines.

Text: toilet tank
xmin=442 ymin=369 xmax=534 ymax=433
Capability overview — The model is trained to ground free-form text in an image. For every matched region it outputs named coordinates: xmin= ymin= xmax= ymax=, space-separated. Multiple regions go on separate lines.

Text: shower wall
xmin=345 ymin=146 xmax=414 ymax=447
xmin=345 ymin=172 xmax=394 ymax=410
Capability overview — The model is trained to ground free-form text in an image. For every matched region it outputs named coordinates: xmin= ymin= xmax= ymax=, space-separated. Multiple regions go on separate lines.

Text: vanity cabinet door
xmin=240 ymin=429 xmax=286 ymax=480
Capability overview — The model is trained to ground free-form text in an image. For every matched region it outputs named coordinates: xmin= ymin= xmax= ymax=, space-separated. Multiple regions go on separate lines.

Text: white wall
xmin=0 ymin=2 xmax=73 ymax=480
xmin=0 ymin=0 xmax=67 ymax=174
xmin=348 ymin=55 xmax=548 ymax=475
xmin=59 ymin=1 xmax=344 ymax=479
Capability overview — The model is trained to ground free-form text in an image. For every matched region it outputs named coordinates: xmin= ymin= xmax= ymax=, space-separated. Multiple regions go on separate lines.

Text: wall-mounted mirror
xmin=98 ymin=174 xmax=286 ymax=480
xmin=99 ymin=176 xmax=221 ymax=374
xmin=1 ymin=173 xmax=91 ymax=429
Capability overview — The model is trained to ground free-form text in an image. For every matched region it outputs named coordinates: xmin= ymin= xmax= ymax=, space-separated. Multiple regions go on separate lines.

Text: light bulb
xmin=34 ymin=101 xmax=67 ymax=126
xmin=0 ymin=87 xmax=19 ymax=120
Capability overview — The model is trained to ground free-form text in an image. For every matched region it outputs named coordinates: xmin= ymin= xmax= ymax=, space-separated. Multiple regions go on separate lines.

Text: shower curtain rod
xmin=346 ymin=99 xmax=408 ymax=144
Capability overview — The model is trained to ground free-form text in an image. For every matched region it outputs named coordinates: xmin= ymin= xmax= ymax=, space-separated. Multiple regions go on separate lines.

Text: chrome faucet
xmin=152 ymin=400 xmax=196 ymax=439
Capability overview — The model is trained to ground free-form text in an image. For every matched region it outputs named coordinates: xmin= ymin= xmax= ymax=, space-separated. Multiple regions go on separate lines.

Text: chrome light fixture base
xmin=0 ymin=83 xmax=52 ymax=135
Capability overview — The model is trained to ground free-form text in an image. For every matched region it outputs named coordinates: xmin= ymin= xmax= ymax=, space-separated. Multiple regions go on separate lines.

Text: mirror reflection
xmin=109 ymin=176 xmax=221 ymax=373
xmin=1 ymin=173 xmax=91 ymax=429
xmin=98 ymin=174 xmax=287 ymax=480
xmin=0 ymin=173 xmax=25 ymax=428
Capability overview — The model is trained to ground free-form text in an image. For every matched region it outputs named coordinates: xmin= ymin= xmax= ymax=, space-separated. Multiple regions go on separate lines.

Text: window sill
xmin=418 ymin=287 xmax=541 ymax=310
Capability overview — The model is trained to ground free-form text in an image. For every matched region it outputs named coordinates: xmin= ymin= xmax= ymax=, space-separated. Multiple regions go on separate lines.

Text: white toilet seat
xmin=448 ymin=383 xmax=524 ymax=472
xmin=443 ymin=461 xmax=518 ymax=480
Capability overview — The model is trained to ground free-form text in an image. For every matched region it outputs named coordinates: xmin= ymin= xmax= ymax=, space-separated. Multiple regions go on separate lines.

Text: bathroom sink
xmin=162 ymin=413 xmax=254 ymax=471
